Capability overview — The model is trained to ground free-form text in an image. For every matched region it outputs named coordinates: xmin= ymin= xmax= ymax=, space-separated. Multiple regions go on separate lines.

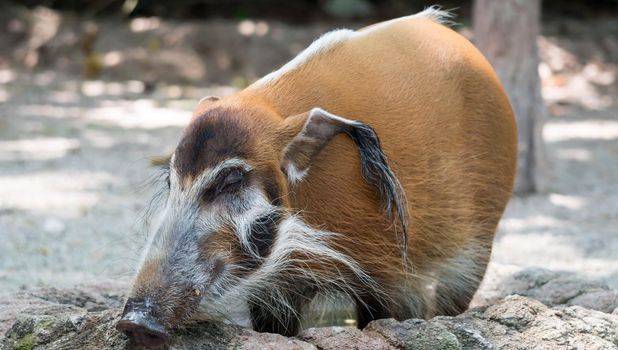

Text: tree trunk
xmin=472 ymin=0 xmax=545 ymax=193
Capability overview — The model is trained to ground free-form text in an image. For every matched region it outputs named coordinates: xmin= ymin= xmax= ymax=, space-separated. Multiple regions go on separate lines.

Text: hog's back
xmin=250 ymin=17 xmax=517 ymax=269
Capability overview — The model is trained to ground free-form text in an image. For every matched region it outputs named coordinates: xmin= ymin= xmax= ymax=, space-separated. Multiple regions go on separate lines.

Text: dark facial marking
xmin=174 ymin=108 xmax=254 ymax=180
xmin=248 ymin=209 xmax=283 ymax=258
xmin=263 ymin=168 xmax=283 ymax=207
xmin=235 ymin=209 xmax=283 ymax=273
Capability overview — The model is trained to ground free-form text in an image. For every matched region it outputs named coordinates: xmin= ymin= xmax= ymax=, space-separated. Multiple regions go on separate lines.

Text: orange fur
xmin=190 ymin=15 xmax=516 ymax=320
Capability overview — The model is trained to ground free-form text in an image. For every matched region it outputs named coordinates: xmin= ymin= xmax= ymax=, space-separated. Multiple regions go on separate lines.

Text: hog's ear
xmin=280 ymin=107 xmax=399 ymax=193
xmin=193 ymin=95 xmax=221 ymax=118
xmin=279 ymin=108 xmax=352 ymax=184
xmin=280 ymin=107 xmax=409 ymax=252
xmin=198 ymin=95 xmax=220 ymax=104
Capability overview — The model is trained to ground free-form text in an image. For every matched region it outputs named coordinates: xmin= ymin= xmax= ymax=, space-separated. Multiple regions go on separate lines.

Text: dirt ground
xmin=0 ymin=12 xmax=617 ymax=300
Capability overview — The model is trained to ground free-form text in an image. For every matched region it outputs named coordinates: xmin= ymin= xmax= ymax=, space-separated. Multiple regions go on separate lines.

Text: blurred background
xmin=0 ymin=0 xmax=616 ymax=300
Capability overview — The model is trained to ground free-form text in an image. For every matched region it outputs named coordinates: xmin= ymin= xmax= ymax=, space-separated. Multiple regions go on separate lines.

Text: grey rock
xmin=494 ymin=267 xmax=618 ymax=313
xmin=568 ymin=290 xmax=618 ymax=313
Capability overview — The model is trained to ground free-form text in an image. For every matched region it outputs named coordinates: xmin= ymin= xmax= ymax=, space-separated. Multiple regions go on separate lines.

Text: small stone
xmin=69 ymin=314 xmax=86 ymax=329
xmin=484 ymin=295 xmax=546 ymax=331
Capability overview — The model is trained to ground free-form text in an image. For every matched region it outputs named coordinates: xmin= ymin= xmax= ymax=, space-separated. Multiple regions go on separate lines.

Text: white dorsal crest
xmin=252 ymin=7 xmax=454 ymax=87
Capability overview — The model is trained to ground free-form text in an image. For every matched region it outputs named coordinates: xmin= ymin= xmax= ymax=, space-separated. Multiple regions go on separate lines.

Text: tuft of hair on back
xmin=416 ymin=5 xmax=458 ymax=26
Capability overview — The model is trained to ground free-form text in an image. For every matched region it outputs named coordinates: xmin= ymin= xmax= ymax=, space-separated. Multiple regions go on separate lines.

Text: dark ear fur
xmin=281 ymin=108 xmax=409 ymax=258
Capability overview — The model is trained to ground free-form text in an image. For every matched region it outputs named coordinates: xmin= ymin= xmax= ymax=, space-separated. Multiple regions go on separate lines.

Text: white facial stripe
xmin=251 ymin=7 xmax=453 ymax=87
xmin=232 ymin=190 xmax=277 ymax=257
xmin=206 ymin=214 xmax=383 ymax=321
xmin=153 ymin=158 xmax=276 ymax=262
xmin=136 ymin=158 xmax=252 ymax=272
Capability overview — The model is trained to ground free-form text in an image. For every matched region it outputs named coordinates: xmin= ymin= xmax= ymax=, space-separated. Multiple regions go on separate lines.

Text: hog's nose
xmin=117 ymin=299 xmax=169 ymax=348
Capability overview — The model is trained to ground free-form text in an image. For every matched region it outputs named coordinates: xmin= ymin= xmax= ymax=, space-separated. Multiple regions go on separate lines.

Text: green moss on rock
xmin=12 ymin=333 xmax=36 ymax=350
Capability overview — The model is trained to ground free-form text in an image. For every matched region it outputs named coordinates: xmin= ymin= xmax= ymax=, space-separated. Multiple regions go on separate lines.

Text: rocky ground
xmin=1 ymin=268 xmax=617 ymax=349
xmin=0 ymin=5 xmax=617 ymax=349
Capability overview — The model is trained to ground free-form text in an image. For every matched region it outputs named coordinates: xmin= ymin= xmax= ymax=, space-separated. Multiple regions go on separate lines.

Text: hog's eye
xmin=216 ymin=169 xmax=244 ymax=194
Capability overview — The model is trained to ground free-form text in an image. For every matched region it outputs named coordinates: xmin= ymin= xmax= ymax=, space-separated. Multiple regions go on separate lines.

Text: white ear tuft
xmin=285 ymin=162 xmax=309 ymax=184
xmin=280 ymin=107 xmax=354 ymax=185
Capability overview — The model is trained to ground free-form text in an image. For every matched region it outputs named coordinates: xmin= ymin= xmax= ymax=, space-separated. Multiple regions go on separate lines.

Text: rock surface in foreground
xmin=2 ymin=268 xmax=618 ymax=349
xmin=2 ymin=295 xmax=618 ymax=350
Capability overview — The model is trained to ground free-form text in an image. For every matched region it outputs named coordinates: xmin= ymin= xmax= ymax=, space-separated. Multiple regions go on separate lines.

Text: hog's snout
xmin=117 ymin=298 xmax=169 ymax=348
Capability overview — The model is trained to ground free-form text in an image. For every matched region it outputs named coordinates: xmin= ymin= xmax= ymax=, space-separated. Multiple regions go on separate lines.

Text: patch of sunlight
xmin=493 ymin=232 xmax=579 ymax=261
xmin=102 ymin=51 xmax=124 ymax=67
xmin=47 ymin=90 xmax=80 ymax=104
xmin=495 ymin=233 xmax=618 ymax=281
xmin=554 ymin=148 xmax=592 ymax=162
xmin=126 ymin=81 xmax=145 ymax=94
xmin=0 ymin=171 xmax=117 ymax=217
xmin=237 ymin=20 xmax=269 ymax=37
xmin=0 ymin=137 xmax=80 ymax=161
xmin=32 ymin=71 xmax=57 ymax=86
xmin=81 ymin=81 xmax=106 ymax=97
xmin=0 ymin=88 xmax=9 ymax=103
xmin=85 ymin=102 xmax=190 ymax=129
xmin=582 ymin=62 xmax=616 ymax=86
xmin=82 ymin=80 xmax=145 ymax=97
xmin=130 ymin=17 xmax=161 ymax=32
xmin=166 ymin=85 xmax=183 ymax=99
xmin=548 ymin=193 xmax=587 ymax=210
xmin=544 ymin=120 xmax=618 ymax=142
xmin=0 ymin=69 xmax=16 ymax=84
xmin=81 ymin=130 xmax=117 ymax=149
xmin=499 ymin=214 xmax=565 ymax=232
xmin=542 ymin=74 xmax=613 ymax=110
xmin=16 ymin=104 xmax=84 ymax=119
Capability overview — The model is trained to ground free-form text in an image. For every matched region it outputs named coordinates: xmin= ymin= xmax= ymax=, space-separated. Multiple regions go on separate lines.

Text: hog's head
xmin=116 ymin=96 xmax=407 ymax=347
